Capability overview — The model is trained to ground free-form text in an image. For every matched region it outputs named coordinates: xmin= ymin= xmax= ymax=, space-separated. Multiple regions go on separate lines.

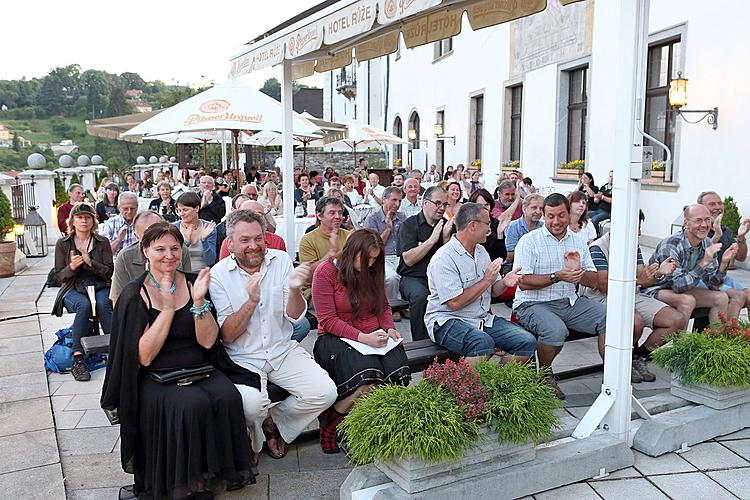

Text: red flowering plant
xmin=422 ymin=357 xmax=488 ymax=423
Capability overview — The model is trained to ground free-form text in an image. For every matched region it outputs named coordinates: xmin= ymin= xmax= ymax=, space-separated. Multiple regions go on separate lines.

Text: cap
xmin=70 ymin=203 xmax=96 ymax=218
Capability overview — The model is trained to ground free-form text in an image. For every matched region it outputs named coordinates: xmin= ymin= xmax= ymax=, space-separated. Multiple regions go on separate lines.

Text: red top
xmin=355 ymin=179 xmax=366 ymax=195
xmin=491 ymin=202 xmax=523 ymax=221
xmin=312 ymin=258 xmax=394 ymax=341
xmin=57 ymin=202 xmax=73 ymax=235
xmin=219 ymin=232 xmax=286 ymax=260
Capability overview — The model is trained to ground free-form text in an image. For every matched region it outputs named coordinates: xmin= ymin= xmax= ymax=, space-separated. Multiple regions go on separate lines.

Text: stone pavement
xmin=1 ymin=249 xmax=749 ymax=499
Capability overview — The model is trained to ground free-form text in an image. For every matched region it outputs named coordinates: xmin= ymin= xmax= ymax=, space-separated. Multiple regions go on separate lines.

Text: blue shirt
xmin=363 ymin=209 xmax=405 ymax=256
xmin=505 ymin=217 xmax=543 ymax=252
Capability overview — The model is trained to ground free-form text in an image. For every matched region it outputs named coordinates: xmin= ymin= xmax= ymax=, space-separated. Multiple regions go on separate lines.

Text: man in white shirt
xmin=400 ymin=178 xmax=422 ymax=218
xmin=209 ymin=210 xmax=337 ymax=461
xmin=363 ymin=173 xmax=386 ymax=206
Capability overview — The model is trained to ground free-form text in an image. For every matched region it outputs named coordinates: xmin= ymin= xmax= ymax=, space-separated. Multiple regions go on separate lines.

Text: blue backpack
xmin=44 ymin=327 xmax=108 ymax=373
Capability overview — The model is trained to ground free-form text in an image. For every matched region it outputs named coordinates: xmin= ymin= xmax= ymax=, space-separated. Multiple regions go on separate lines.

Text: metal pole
xmin=221 ymin=131 xmax=228 ymax=171
xmin=573 ymin=0 xmax=649 ymax=443
xmin=281 ymin=60 xmax=296 ymax=256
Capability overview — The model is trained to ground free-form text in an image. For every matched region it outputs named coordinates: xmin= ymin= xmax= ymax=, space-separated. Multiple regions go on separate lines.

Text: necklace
xmin=147 ymin=271 xmax=177 ymax=294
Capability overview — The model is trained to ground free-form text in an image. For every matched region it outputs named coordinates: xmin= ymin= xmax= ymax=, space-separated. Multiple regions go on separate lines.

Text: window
xmin=470 ymin=94 xmax=484 ymax=163
xmin=408 ymin=111 xmax=420 ymax=149
xmin=566 ymin=66 xmax=588 ymax=163
xmin=433 ymin=37 xmax=453 ymax=61
xmin=645 ymin=37 xmax=681 ymax=182
xmin=509 ymin=85 xmax=523 ymax=162
xmin=393 ymin=116 xmax=403 ymax=164
xmin=436 ymin=110 xmax=445 ymax=170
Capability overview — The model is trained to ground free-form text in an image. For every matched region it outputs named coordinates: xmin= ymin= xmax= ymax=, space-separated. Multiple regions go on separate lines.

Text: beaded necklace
xmin=147 ymin=271 xmax=177 ymax=294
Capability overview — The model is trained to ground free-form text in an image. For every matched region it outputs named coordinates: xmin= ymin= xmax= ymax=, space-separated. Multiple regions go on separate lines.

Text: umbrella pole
xmin=303 ymin=141 xmax=307 ymax=169
xmin=202 ymin=139 xmax=208 ymax=171
xmin=232 ymin=130 xmax=240 ymax=187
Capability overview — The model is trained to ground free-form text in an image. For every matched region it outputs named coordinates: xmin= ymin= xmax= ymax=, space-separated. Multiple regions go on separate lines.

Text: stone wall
xmin=257 ymin=151 xmax=387 ymax=174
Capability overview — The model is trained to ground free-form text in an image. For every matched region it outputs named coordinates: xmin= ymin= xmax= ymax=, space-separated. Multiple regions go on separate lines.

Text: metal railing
xmin=10 ymin=175 xmax=35 ymax=222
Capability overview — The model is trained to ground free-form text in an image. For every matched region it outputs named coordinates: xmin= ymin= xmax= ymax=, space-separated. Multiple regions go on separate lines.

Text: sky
xmin=1 ymin=0 xmax=323 ymax=89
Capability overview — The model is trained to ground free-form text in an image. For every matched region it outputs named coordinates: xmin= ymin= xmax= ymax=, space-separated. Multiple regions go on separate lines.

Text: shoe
xmin=402 ymin=309 xmax=410 ymax=319
xmin=393 ymin=311 xmax=402 ymax=322
xmin=633 ymin=356 xmax=656 ymax=382
xmin=318 ymin=407 xmax=346 ymax=454
xmin=71 ymin=358 xmax=91 ymax=382
xmin=543 ymin=375 xmax=566 ymax=400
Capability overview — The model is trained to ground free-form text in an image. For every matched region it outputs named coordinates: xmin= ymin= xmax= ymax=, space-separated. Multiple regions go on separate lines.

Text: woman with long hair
xmin=259 ymin=181 xmax=283 ymax=216
xmin=577 ymin=171 xmax=599 ymax=210
xmin=568 ymin=191 xmax=597 ymax=244
xmin=468 ymin=170 xmax=483 ymax=194
xmin=312 ymin=229 xmax=411 ymax=453
xmin=445 ymin=181 xmax=464 ymax=219
xmin=96 ymin=177 xmax=111 ymax=201
xmin=148 ymin=181 xmax=178 ymax=222
xmin=174 ymin=191 xmax=217 ymax=269
xmin=101 ymin=223 xmax=254 ymax=499
xmin=95 ymin=183 xmax=120 ymax=223
xmin=52 ymin=203 xmax=113 ymax=382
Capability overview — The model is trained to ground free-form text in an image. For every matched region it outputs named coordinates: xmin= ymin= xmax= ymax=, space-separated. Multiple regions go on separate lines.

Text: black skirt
xmin=313 ymin=333 xmax=411 ymax=401
xmin=135 ymin=369 xmax=253 ymax=499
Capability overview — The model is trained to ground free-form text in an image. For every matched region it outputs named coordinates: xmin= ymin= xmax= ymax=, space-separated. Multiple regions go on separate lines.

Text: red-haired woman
xmin=312 ymin=229 xmax=411 ymax=453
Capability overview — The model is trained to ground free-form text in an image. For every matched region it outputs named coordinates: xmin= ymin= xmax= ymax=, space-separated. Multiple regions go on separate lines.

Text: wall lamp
xmin=433 ymin=123 xmax=456 ymax=144
xmin=668 ymin=73 xmax=718 ymax=130
xmin=408 ymin=129 xmax=428 ymax=145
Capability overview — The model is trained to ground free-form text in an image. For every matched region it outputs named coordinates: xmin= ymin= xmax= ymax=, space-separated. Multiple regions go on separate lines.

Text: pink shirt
xmin=312 ymin=258 xmax=394 ymax=340
xmin=491 ymin=202 xmax=523 ymax=221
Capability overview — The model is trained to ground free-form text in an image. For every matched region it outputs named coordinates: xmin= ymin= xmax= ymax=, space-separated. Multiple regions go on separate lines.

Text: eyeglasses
xmin=472 ymin=219 xmax=491 ymax=226
xmin=425 ymin=199 xmax=449 ymax=209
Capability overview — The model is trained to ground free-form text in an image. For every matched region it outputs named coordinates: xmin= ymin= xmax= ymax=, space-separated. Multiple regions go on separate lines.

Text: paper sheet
xmin=341 ymin=335 xmax=403 ymax=356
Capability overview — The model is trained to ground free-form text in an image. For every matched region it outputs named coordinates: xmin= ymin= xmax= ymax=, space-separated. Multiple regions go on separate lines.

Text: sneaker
xmin=543 ymin=375 xmax=566 ymax=400
xmin=630 ymin=361 xmax=644 ymax=384
xmin=633 ymin=356 xmax=656 ymax=382
xmin=393 ymin=311 xmax=402 ymax=322
xmin=71 ymin=358 xmax=91 ymax=382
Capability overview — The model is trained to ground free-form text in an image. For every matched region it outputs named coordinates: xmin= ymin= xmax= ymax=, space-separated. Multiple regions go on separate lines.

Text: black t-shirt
xmin=579 ymin=184 xmax=600 ymax=211
xmin=397 ymin=212 xmax=446 ymax=278
xmin=597 ymin=184 xmax=613 ymax=213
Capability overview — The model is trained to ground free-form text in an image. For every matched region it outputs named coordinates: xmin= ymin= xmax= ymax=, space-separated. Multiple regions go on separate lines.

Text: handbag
xmin=149 ymin=364 xmax=214 ymax=385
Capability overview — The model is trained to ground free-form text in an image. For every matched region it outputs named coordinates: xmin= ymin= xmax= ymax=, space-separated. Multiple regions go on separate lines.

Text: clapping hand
xmin=557 ymin=268 xmax=585 ymax=284
xmin=721 ymin=243 xmax=739 ymax=265
xmin=563 ymin=251 xmax=581 ymax=271
xmin=200 ymin=221 xmax=217 ymax=241
xmin=246 ymin=272 xmax=262 ymax=304
xmin=80 ymin=250 xmax=92 ymax=268
xmin=658 ymin=257 xmax=677 ymax=276
xmin=288 ymin=262 xmax=311 ymax=290
xmin=69 ymin=250 xmax=84 ymax=271
xmin=501 ymin=267 xmax=522 ymax=288
xmin=498 ymin=217 xmax=511 ymax=237
xmin=429 ymin=219 xmax=445 ymax=244
xmin=385 ymin=211 xmax=393 ymax=230
xmin=483 ymin=258 xmax=503 ymax=284
xmin=712 ymin=213 xmax=724 ymax=241
xmin=738 ymin=218 xmax=750 ymax=239
xmin=117 ymin=225 xmax=129 ymax=242
xmin=704 ymin=242 xmax=723 ymax=260
xmin=159 ymin=274 xmax=175 ymax=311
xmin=192 ymin=268 xmax=211 ymax=302
xmin=442 ymin=218 xmax=454 ymax=241
xmin=327 ymin=229 xmax=341 ymax=258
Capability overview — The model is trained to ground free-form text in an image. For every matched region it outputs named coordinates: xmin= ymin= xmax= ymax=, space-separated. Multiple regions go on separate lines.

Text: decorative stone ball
xmin=149 ymin=156 xmax=158 ymax=164
xmin=27 ymin=153 xmax=46 ymax=169
xmin=59 ymin=154 xmax=74 ymax=168
xmin=77 ymin=155 xmax=91 ymax=167
xmin=159 ymin=155 xmax=167 ymax=163
xmin=91 ymin=155 xmax=103 ymax=165
xmin=169 ymin=156 xmax=176 ymax=163
xmin=136 ymin=156 xmax=146 ymax=164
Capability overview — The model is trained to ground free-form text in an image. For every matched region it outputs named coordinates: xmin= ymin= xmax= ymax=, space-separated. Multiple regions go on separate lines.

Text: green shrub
xmin=651 ymin=318 xmax=750 ymax=387
xmin=54 ymin=175 xmax=67 ymax=206
xmin=70 ymin=173 xmax=80 ymax=186
xmin=338 ymin=382 xmax=479 ymax=465
xmin=723 ymin=196 xmax=741 ymax=236
xmin=0 ymin=189 xmax=14 ymax=238
xmin=476 ymin=361 xmax=562 ymax=444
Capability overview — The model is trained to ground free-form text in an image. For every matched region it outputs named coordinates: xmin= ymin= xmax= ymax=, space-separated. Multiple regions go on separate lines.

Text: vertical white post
xmin=281 ymin=60 xmax=296 ymax=256
xmin=221 ymin=131 xmax=228 ymax=171
xmin=573 ymin=0 xmax=649 ymax=443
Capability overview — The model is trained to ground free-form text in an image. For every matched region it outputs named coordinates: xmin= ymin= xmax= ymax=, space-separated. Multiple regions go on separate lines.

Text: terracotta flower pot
xmin=0 ymin=240 xmax=17 ymax=278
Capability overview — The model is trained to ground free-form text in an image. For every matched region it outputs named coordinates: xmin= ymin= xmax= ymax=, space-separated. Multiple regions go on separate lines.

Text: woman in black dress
xmin=148 ymin=182 xmax=178 ymax=222
xmin=102 ymin=223 xmax=255 ymax=499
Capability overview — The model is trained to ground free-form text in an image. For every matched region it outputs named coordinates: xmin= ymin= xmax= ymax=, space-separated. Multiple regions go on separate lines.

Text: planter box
xmin=671 ymin=375 xmax=750 ymax=410
xmin=557 ymin=168 xmax=583 ymax=178
xmin=375 ymin=425 xmax=535 ymax=493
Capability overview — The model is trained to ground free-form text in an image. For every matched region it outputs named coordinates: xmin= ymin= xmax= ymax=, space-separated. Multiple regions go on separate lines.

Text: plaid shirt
xmin=642 ymin=230 xmax=726 ymax=296
xmin=513 ymin=224 xmax=596 ymax=309
xmin=99 ymin=214 xmax=137 ymax=256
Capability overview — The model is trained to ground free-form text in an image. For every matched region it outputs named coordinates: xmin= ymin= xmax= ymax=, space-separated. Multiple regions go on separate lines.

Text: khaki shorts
xmin=589 ymin=293 xmax=668 ymax=329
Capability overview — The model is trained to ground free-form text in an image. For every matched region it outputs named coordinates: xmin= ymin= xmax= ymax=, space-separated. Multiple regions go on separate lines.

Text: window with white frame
xmin=393 ymin=116 xmax=403 ymax=164
xmin=433 ymin=38 xmax=453 ymax=61
xmin=436 ymin=110 xmax=445 ymax=170
xmin=509 ymin=85 xmax=523 ymax=162
xmin=469 ymin=94 xmax=484 ymax=163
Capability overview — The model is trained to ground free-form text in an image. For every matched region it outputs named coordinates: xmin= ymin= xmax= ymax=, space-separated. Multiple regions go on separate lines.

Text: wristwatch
xmin=549 ymin=272 xmax=559 ymax=284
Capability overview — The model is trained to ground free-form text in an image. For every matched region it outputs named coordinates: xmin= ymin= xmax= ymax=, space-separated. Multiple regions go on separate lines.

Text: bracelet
xmin=190 ymin=299 xmax=212 ymax=319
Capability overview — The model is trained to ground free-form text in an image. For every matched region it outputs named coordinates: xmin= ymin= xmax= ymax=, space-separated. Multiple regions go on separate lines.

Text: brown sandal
xmin=262 ymin=417 xmax=288 ymax=459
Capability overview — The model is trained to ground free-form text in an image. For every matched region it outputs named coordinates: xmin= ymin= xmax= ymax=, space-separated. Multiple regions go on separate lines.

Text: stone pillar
xmin=18 ymin=170 xmax=57 ymax=241
xmin=77 ymin=167 xmax=98 ymax=193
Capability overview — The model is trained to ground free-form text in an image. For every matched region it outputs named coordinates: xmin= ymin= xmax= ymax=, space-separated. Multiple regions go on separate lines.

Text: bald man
xmin=643 ymin=204 xmax=739 ymax=322
xmin=219 ymin=201 xmax=286 ymax=259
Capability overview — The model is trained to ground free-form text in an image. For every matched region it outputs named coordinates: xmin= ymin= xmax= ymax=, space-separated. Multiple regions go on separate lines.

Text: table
xmin=348 ymin=204 xmax=375 ymax=228
xmin=274 ymin=216 xmax=318 ymax=252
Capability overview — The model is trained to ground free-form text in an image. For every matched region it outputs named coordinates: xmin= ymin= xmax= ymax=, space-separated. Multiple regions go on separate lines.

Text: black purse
xmin=149 ymin=365 xmax=213 ymax=386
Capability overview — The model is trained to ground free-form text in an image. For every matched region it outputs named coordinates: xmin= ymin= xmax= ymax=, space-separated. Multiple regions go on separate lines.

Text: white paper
xmin=341 ymin=335 xmax=403 ymax=356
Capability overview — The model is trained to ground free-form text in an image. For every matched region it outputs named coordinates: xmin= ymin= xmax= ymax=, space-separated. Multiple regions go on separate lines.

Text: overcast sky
xmin=2 ymin=0 xmax=323 ymax=88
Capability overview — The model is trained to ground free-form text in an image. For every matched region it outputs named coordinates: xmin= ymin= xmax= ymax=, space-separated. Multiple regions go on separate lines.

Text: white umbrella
xmin=242 ymin=130 xmax=326 ymax=168
xmin=326 ymin=121 xmax=409 ymax=168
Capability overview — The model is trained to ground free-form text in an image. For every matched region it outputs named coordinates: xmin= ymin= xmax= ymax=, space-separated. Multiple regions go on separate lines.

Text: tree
xmin=53 ymin=175 xmax=67 ymax=207
xmin=120 ymin=72 xmax=146 ymax=90
xmin=260 ymin=78 xmax=281 ymax=101
xmin=37 ymin=65 xmax=81 ymax=116
xmin=107 ymin=82 xmax=133 ymax=117
xmin=11 ymin=132 xmax=20 ymax=152
xmin=82 ymin=69 xmax=112 ymax=119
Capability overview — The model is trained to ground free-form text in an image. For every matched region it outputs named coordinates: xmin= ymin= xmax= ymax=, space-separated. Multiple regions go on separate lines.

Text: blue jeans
xmin=63 ymin=288 xmax=113 ymax=353
xmin=432 ymin=318 xmax=537 ymax=358
xmin=291 ymin=316 xmax=312 ymax=342
xmin=697 ymin=274 xmax=745 ymax=292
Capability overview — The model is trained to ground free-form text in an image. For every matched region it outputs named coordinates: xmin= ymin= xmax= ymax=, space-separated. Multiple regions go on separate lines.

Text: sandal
xmin=262 ymin=417 xmax=288 ymax=459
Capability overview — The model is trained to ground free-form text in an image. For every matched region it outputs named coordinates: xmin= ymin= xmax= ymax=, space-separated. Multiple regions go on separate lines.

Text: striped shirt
xmin=99 ymin=214 xmax=137 ymax=257
xmin=512 ymin=224 xmax=596 ymax=309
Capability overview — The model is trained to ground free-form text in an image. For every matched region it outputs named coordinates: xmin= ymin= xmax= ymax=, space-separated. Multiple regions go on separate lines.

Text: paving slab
xmin=76 ymin=408 xmax=114 ymax=428
xmin=57 ymin=427 xmax=120 ymax=456
xmin=589 ymin=477 xmax=669 ymax=499
xmin=52 ymin=378 xmax=104 ymax=396
xmin=65 ymin=393 xmax=105 ymax=411
xmin=217 ymin=474 xmax=269 ymax=499
xmin=67 ymin=487 xmax=122 ymax=500
xmin=0 ymin=463 xmax=66 ymax=500
xmin=0 ymin=371 xmax=49 ymax=403
xmin=0 ymin=351 xmax=43 ymax=377
xmin=269 ymin=469 xmax=352 ymax=500
xmin=256 ymin=445 xmax=300 ymax=475
xmin=707 ymin=468 xmax=750 ymax=499
xmin=54 ymin=410 xmax=85 ymax=430
xmin=51 ymin=394 xmax=74 ymax=413
xmin=0 ymin=335 xmax=42 ymax=356
xmin=535 ymin=482 xmax=600 ymax=499
xmin=0 ymin=397 xmax=53 ymax=437
xmin=297 ymin=440 xmax=352 ymax=472
xmin=589 ymin=466 xmax=642 ymax=481
xmin=0 ymin=428 xmax=59 ymax=474
xmin=62 ymin=452 xmax=132 ymax=490
xmin=716 ymin=428 xmax=750 ymax=441
xmin=679 ymin=442 xmax=750 ymax=470
xmin=632 ymin=450 xmax=696 ymax=476
xmin=648 ymin=471 xmax=736 ymax=499
xmin=720 ymin=439 xmax=750 ymax=462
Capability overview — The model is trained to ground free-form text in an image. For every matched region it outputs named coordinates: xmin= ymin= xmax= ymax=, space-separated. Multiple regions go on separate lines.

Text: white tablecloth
xmin=274 ymin=216 xmax=317 ymax=252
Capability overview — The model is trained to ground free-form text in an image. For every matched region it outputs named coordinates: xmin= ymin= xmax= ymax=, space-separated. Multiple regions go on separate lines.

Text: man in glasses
xmin=425 ymin=203 xmax=536 ymax=363
xmin=397 ymin=186 xmax=453 ymax=340
xmin=643 ymin=203 xmax=738 ymax=322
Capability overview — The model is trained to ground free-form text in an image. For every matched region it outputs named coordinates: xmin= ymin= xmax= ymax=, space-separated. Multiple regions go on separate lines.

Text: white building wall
xmin=520 ymin=65 xmax=560 ymax=194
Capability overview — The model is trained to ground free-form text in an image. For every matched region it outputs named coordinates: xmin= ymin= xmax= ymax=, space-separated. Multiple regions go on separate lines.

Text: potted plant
xmin=651 ymin=160 xmax=666 ymax=179
xmin=558 ymin=160 xmax=585 ymax=177
xmin=502 ymin=160 xmax=521 ymax=173
xmin=652 ymin=316 xmax=750 ymax=409
xmin=0 ymin=189 xmax=17 ymax=278
xmin=722 ymin=196 xmax=741 ymax=236
xmin=339 ymin=359 xmax=560 ymax=494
